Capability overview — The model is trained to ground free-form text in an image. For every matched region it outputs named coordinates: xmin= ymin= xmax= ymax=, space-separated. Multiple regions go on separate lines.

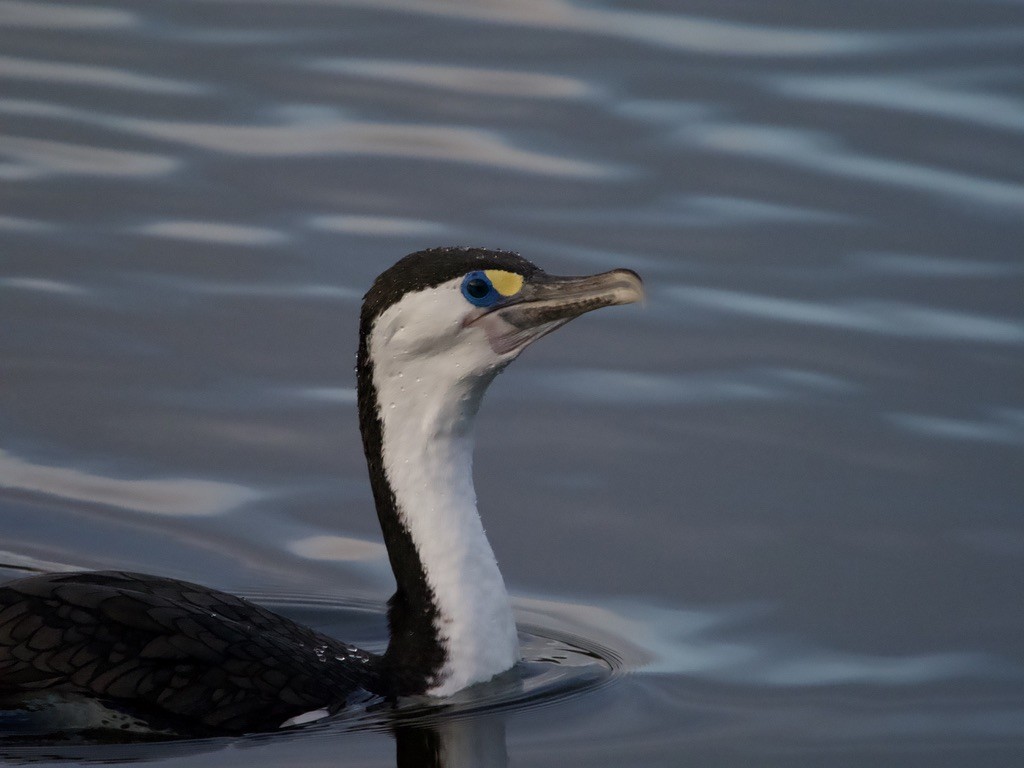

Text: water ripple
xmin=0 ymin=215 xmax=54 ymax=232
xmin=0 ymin=99 xmax=611 ymax=178
xmin=773 ymin=73 xmax=1024 ymax=133
xmin=594 ymin=601 xmax=1023 ymax=686
xmin=0 ymin=135 xmax=177 ymax=180
xmin=252 ymin=0 xmax=1024 ymax=58
xmin=132 ymin=274 xmax=361 ymax=301
xmin=122 ymin=114 xmax=617 ymax=177
xmin=289 ymin=387 xmax=358 ymax=403
xmin=308 ymin=214 xmax=448 ymax=237
xmin=531 ymin=366 xmax=858 ymax=405
xmin=669 ymin=285 xmax=1024 ymax=344
xmin=137 ymin=219 xmax=289 ymax=246
xmin=312 ymin=58 xmax=593 ymax=99
xmin=672 ymin=195 xmax=853 ymax=225
xmin=308 ymin=0 xmax=880 ymax=57
xmin=287 ymin=535 xmax=387 ymax=562
xmin=0 ymin=448 xmax=259 ymax=517
xmin=851 ymin=251 xmax=1024 ymax=278
xmin=0 ymin=0 xmax=136 ymax=30
xmin=0 ymin=277 xmax=87 ymax=296
xmin=886 ymin=409 xmax=1024 ymax=445
xmin=0 ymin=55 xmax=205 ymax=94
xmin=683 ymin=123 xmax=1024 ymax=211
xmin=517 ymin=194 xmax=852 ymax=228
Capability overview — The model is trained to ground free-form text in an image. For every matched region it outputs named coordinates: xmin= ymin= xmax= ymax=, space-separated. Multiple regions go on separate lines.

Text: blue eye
xmin=461 ymin=271 xmax=498 ymax=307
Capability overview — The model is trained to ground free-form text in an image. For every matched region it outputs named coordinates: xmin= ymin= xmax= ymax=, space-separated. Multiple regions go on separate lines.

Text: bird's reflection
xmin=395 ymin=714 xmax=508 ymax=768
xmin=0 ymin=701 xmax=510 ymax=768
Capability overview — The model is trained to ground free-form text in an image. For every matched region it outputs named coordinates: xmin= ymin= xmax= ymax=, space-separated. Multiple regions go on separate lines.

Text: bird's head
xmin=360 ymin=247 xmax=643 ymax=387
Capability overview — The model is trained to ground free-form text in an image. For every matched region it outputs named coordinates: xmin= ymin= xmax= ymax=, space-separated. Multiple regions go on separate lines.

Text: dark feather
xmin=0 ymin=571 xmax=381 ymax=733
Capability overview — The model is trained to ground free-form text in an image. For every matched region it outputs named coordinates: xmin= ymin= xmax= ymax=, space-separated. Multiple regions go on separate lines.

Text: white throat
xmin=368 ymin=290 xmax=520 ymax=696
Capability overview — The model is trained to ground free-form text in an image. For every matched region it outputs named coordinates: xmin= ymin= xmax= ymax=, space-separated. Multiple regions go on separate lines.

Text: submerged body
xmin=0 ymin=247 xmax=642 ymax=735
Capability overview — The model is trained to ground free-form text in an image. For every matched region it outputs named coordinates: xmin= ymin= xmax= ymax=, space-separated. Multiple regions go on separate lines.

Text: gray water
xmin=2 ymin=0 xmax=1023 ymax=765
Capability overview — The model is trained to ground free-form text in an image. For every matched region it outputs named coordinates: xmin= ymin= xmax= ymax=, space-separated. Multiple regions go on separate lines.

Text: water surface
xmin=2 ymin=0 xmax=1023 ymax=764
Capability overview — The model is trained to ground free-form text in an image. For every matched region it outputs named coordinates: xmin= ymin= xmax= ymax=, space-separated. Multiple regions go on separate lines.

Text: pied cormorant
xmin=0 ymin=247 xmax=643 ymax=735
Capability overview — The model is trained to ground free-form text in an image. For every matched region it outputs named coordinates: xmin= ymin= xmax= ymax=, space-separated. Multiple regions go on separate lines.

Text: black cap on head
xmin=361 ymin=247 xmax=540 ymax=325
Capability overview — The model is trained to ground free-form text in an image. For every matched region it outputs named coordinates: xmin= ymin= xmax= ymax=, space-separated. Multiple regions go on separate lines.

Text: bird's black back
xmin=0 ymin=571 xmax=381 ymax=734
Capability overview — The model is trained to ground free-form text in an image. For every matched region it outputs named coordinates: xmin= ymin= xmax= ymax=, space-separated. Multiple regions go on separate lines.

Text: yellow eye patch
xmin=484 ymin=270 xmax=524 ymax=297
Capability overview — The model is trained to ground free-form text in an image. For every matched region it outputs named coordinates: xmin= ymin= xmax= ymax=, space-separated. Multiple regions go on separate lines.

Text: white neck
xmin=369 ymin=312 xmax=520 ymax=696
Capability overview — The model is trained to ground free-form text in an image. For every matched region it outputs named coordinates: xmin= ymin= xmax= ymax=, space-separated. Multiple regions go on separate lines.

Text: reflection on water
xmin=0 ymin=53 xmax=204 ymax=94
xmin=394 ymin=717 xmax=507 ymax=768
xmin=0 ymin=448 xmax=259 ymax=517
xmin=850 ymin=251 xmax=1024 ymax=278
xmin=309 ymin=0 xmax=882 ymax=56
xmin=0 ymin=1 xmax=136 ymax=31
xmin=586 ymin=599 xmax=1021 ymax=686
xmin=531 ymin=366 xmax=857 ymax=405
xmin=2 ymin=0 xmax=1023 ymax=763
xmin=138 ymin=220 xmax=289 ymax=246
xmin=312 ymin=59 xmax=593 ymax=100
xmin=773 ymin=72 xmax=1024 ymax=133
xmin=0 ymin=135 xmax=178 ymax=180
xmin=308 ymin=214 xmax=448 ymax=237
xmin=0 ymin=276 xmax=85 ymax=294
xmin=682 ymin=122 xmax=1024 ymax=209
xmin=669 ymin=285 xmax=1024 ymax=343
xmin=288 ymin=534 xmax=388 ymax=562
xmin=0 ymin=708 xmax=511 ymax=768
xmin=886 ymin=409 xmax=1024 ymax=446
